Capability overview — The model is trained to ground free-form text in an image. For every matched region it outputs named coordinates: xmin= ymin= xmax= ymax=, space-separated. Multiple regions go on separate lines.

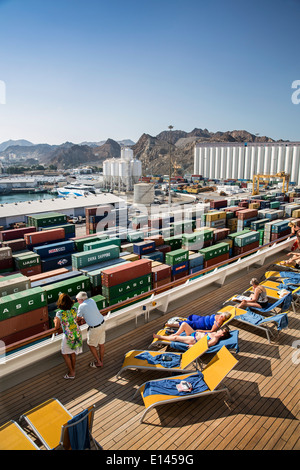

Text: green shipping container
xmin=72 ymin=245 xmax=120 ymax=269
xmin=42 ymin=275 xmax=91 ymax=305
xmin=163 ymin=236 xmax=182 ymax=250
xmin=165 ymin=248 xmax=189 ymax=266
xmin=227 ymin=229 xmax=251 ymax=240
xmin=102 ymin=274 xmax=152 ymax=300
xmin=199 ymin=242 xmax=229 ymax=260
xmin=108 ymin=285 xmax=152 ymax=306
xmin=234 ymin=231 xmax=260 ymax=247
xmin=127 ymin=231 xmax=144 ymax=243
xmin=0 ymin=287 xmax=47 ymax=321
xmin=28 ymin=212 xmax=67 ymax=228
xmin=83 ymin=237 xmax=121 ymax=251
xmin=41 ymin=223 xmax=75 ymax=235
xmin=74 ymin=234 xmax=109 ymax=252
xmin=73 ymin=294 xmax=108 ymax=311
xmin=14 ymin=252 xmax=41 ymax=269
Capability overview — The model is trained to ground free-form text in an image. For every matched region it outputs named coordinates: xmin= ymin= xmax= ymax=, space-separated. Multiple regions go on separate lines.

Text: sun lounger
xmin=135 ymin=345 xmax=238 ymax=423
xmin=20 ymin=398 xmax=102 ymax=450
xmin=0 ymin=420 xmax=40 ymax=450
xmin=149 ymin=329 xmax=239 ymax=358
xmin=116 ymin=335 xmax=209 ymax=379
xmin=221 ymin=305 xmax=289 ymax=343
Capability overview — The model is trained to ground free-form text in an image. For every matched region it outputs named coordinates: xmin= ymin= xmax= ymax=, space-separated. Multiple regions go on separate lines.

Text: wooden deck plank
xmin=0 ymin=256 xmax=299 ymax=451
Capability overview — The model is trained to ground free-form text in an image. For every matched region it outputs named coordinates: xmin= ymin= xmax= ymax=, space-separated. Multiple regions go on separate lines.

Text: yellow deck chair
xmin=0 ymin=420 xmax=40 ymax=450
xmin=135 ymin=345 xmax=238 ymax=423
xmin=20 ymin=398 xmax=101 ymax=450
xmin=116 ymin=335 xmax=209 ymax=379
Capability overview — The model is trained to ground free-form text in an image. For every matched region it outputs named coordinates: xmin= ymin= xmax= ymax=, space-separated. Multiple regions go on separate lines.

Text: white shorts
xmin=87 ymin=323 xmax=106 ymax=347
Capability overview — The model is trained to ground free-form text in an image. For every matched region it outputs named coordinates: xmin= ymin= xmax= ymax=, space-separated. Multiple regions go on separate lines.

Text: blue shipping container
xmin=33 ymin=240 xmax=75 ymax=258
xmin=133 ymin=241 xmax=156 ymax=255
xmin=31 ymin=270 xmax=82 ymax=288
xmin=41 ymin=253 xmax=72 ymax=271
xmin=171 ymin=261 xmax=189 ymax=275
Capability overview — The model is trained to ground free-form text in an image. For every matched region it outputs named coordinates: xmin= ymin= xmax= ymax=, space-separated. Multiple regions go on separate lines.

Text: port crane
xmin=252 ymin=171 xmax=290 ymax=196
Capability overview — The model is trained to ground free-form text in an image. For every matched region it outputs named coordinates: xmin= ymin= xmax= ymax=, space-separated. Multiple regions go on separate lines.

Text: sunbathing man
xmin=166 ymin=311 xmax=231 ymax=332
xmin=153 ymin=324 xmax=230 ymax=348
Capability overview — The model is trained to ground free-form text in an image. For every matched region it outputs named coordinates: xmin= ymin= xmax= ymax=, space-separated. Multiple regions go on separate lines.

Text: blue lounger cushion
xmin=169 ymin=330 xmax=239 ymax=354
xmin=238 ymin=309 xmax=288 ymax=331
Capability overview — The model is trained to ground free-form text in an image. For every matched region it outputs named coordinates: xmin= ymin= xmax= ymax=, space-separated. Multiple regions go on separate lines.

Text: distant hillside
xmin=0 ymin=139 xmax=34 ymax=152
xmin=131 ymin=128 xmax=275 ymax=175
xmin=0 ymin=128 xmax=279 ymax=172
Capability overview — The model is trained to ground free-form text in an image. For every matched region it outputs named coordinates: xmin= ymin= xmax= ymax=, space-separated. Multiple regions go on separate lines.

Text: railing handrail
xmin=3 ymin=233 xmax=293 ymax=354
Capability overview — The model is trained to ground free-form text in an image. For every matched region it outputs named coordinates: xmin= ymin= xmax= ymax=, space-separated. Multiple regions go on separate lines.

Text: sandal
xmin=89 ymin=361 xmax=102 ymax=368
xmin=64 ymin=374 xmax=75 ymax=379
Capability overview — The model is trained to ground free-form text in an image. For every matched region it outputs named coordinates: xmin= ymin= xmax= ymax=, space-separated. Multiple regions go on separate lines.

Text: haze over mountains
xmin=0 ymin=128 xmax=280 ymax=174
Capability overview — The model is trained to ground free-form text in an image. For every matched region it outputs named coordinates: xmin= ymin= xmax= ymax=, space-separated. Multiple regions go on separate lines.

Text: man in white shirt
xmin=76 ymin=291 xmax=105 ymax=368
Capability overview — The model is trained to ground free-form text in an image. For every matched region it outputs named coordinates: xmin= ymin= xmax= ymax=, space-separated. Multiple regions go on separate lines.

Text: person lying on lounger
xmin=153 ymin=324 xmax=231 ymax=348
xmin=166 ymin=311 xmax=232 ymax=332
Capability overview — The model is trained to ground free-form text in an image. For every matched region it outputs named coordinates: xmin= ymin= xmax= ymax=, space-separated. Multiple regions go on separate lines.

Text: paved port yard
xmin=0 ymin=254 xmax=299 ymax=451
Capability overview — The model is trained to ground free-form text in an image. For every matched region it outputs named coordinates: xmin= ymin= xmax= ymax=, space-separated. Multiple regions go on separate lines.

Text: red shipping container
xmin=0 ymin=226 xmax=36 ymax=242
xmin=144 ymin=235 xmax=165 ymax=246
xmin=24 ymin=228 xmax=65 ymax=245
xmin=210 ymin=199 xmax=227 ymax=209
xmin=19 ymin=265 xmax=42 ymax=277
xmin=152 ymin=277 xmax=172 ymax=289
xmin=101 ymin=259 xmax=152 ymax=287
xmin=152 ymin=264 xmax=172 ymax=282
xmin=155 ymin=244 xmax=172 ymax=254
xmin=28 ymin=267 xmax=69 ymax=282
xmin=270 ymin=229 xmax=291 ymax=241
xmin=0 ymin=307 xmax=48 ymax=338
xmin=233 ymin=241 xmax=260 ymax=256
xmin=204 ymin=253 xmax=229 ymax=268
xmin=0 ymin=258 xmax=13 ymax=270
xmin=1 ymin=321 xmax=50 ymax=346
xmin=172 ymin=270 xmax=188 ymax=281
xmin=237 ymin=209 xmax=258 ymax=220
xmin=213 ymin=228 xmax=230 ymax=242
xmin=2 ymin=238 xmax=27 ymax=252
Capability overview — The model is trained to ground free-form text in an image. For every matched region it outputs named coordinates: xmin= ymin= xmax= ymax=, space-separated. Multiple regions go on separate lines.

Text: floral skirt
xmin=61 ymin=335 xmax=83 ymax=355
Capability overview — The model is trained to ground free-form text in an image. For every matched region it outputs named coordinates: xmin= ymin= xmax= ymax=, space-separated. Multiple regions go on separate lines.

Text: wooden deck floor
xmin=0 ymin=259 xmax=299 ymax=452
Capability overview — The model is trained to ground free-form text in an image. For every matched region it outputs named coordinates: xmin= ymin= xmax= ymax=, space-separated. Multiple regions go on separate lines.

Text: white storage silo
xmin=131 ymin=159 xmax=142 ymax=184
xmin=121 ymin=147 xmax=133 ymax=162
xmin=133 ymin=183 xmax=155 ymax=205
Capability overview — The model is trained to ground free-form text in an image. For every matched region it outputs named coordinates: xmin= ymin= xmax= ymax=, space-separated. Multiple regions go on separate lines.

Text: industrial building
xmin=194 ymin=142 xmax=300 ymax=184
xmin=0 ymin=193 xmax=124 ymax=228
xmin=103 ymin=147 xmax=142 ymax=191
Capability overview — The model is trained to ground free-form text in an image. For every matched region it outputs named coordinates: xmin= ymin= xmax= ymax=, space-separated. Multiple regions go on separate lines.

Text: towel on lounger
xmin=134 ymin=351 xmax=181 ymax=368
xmin=238 ymin=309 xmax=288 ymax=331
xmin=143 ymin=371 xmax=209 ymax=397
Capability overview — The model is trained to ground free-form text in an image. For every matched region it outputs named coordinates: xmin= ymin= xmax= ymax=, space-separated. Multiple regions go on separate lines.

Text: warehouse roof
xmin=0 ymin=193 xmax=124 ymax=218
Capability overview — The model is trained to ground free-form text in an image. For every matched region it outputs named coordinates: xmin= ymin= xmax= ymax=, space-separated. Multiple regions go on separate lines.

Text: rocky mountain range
xmin=0 ymin=128 xmax=280 ymax=173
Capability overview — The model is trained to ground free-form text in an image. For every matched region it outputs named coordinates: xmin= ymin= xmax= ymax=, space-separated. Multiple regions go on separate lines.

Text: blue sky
xmin=0 ymin=0 xmax=299 ymax=145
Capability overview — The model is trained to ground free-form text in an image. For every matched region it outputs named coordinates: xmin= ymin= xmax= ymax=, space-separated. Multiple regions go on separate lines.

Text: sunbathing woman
xmin=153 ymin=324 xmax=230 ymax=348
xmin=166 ymin=311 xmax=231 ymax=332
xmin=237 ymin=278 xmax=268 ymax=310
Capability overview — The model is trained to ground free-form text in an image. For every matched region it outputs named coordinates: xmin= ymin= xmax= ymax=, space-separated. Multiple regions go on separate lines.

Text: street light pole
xmin=168 ymin=125 xmax=173 ymax=207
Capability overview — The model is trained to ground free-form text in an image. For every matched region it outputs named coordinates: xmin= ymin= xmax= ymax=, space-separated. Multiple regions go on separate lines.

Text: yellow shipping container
xmin=205 ymin=211 xmax=226 ymax=222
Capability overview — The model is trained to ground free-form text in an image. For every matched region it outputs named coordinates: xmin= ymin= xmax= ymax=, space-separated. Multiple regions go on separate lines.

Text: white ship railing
xmin=0 ymin=236 xmax=293 ymax=378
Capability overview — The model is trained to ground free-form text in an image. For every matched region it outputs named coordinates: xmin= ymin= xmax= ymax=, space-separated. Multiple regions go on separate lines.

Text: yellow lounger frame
xmin=116 ymin=335 xmax=209 ymax=379
xmin=135 ymin=345 xmax=238 ymax=423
